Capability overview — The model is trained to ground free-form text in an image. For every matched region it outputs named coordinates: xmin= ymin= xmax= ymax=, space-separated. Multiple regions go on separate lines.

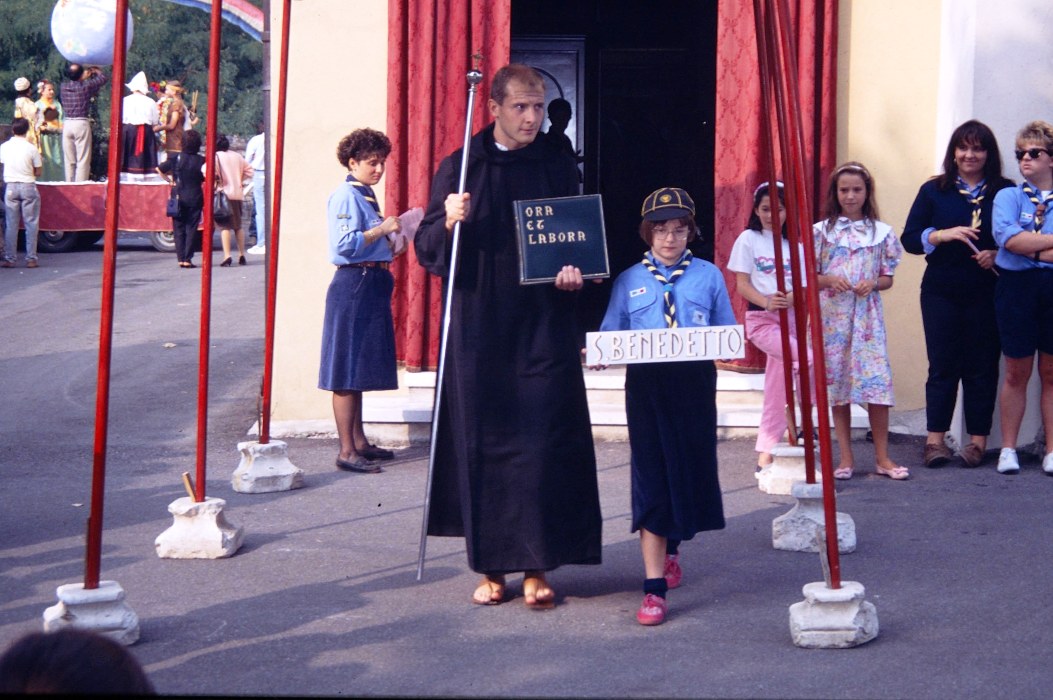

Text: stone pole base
xmin=789 ymin=580 xmax=879 ymax=648
xmin=773 ymin=481 xmax=856 ymax=553
xmin=757 ymin=443 xmax=822 ymax=495
xmin=42 ymin=580 xmax=140 ymax=646
xmin=232 ymin=439 xmax=304 ymax=494
xmin=155 ymin=496 xmax=243 ymax=559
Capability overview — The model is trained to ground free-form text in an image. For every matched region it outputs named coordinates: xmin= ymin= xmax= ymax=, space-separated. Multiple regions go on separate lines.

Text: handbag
xmin=213 ymin=189 xmax=232 ymax=224
xmin=213 ymin=154 xmax=233 ymax=224
xmin=166 ymin=189 xmax=180 ymax=217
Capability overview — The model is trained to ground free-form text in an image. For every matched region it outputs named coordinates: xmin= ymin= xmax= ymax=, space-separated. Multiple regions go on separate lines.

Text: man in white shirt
xmin=244 ymin=125 xmax=266 ymax=254
xmin=1 ymin=118 xmax=43 ymax=268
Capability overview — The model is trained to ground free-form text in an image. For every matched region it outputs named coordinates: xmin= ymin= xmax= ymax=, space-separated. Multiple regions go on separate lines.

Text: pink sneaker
xmin=663 ymin=554 xmax=682 ymax=589
xmin=636 ymin=593 xmax=667 ymax=626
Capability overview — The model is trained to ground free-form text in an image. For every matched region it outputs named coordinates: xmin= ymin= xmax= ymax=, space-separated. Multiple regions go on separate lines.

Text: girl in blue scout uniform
xmin=318 ymin=128 xmax=406 ymax=473
xmin=598 ymin=187 xmax=736 ymax=626
xmin=990 ymin=120 xmax=1053 ymax=475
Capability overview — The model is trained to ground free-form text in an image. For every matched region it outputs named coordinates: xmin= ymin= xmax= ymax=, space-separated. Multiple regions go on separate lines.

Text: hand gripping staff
xmin=417 ymin=64 xmax=483 ymax=580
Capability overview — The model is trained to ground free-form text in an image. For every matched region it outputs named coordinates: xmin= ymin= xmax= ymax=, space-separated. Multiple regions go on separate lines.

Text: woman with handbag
xmin=214 ymin=134 xmax=253 ymax=267
xmin=157 ymin=129 xmax=205 ymax=268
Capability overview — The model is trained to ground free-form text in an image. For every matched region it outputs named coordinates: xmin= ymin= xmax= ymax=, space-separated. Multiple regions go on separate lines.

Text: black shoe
xmin=220 ymin=257 xmax=232 ymax=267
xmin=336 ymin=457 xmax=382 ymax=474
xmin=361 ymin=445 xmax=395 ymax=461
xmin=238 ymin=255 xmax=247 ymax=265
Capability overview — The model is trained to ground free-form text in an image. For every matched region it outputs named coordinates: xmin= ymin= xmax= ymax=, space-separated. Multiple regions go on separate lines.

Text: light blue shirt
xmin=992 ymin=182 xmax=1053 ymax=271
xmin=326 ymin=179 xmax=392 ymax=266
xmin=600 ymin=251 xmax=737 ymax=331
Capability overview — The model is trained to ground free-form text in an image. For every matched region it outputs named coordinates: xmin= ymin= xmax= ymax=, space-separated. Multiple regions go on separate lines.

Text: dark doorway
xmin=512 ymin=0 xmax=717 ymax=333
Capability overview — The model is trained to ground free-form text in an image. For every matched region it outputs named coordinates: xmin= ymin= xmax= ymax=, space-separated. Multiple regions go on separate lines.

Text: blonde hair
xmin=1015 ymin=120 xmax=1053 ymax=150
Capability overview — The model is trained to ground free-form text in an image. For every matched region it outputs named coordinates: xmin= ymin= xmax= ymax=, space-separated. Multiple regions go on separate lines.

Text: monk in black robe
xmin=415 ymin=64 xmax=602 ymax=608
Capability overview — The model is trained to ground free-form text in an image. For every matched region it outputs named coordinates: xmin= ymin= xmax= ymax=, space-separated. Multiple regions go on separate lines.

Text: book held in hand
xmin=513 ymin=194 xmax=610 ymax=285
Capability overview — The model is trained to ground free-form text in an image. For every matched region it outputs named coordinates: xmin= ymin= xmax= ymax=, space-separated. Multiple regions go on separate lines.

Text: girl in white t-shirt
xmin=727 ymin=182 xmax=811 ymax=470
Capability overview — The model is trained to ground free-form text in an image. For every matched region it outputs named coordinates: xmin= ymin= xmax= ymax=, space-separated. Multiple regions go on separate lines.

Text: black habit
xmin=415 ymin=124 xmax=603 ymax=575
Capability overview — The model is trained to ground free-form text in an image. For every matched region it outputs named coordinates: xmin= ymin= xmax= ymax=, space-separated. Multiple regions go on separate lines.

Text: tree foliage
xmin=0 ymin=0 xmax=262 ymax=177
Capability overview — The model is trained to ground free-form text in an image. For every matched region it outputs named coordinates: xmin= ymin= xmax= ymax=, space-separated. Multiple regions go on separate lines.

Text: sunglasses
xmin=1015 ymin=148 xmax=1051 ymax=161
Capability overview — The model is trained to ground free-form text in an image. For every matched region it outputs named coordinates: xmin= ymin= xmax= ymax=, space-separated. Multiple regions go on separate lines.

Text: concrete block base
xmin=232 ymin=439 xmax=305 ymax=493
xmin=757 ymin=444 xmax=822 ymax=495
xmin=155 ymin=496 xmax=244 ymax=559
xmin=773 ymin=482 xmax=856 ymax=553
xmin=789 ymin=580 xmax=878 ymax=648
xmin=42 ymin=580 xmax=140 ymax=646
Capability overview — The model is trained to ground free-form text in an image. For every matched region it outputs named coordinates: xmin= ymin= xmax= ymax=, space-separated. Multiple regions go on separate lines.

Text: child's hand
xmin=853 ymin=279 xmax=876 ymax=296
xmin=766 ymin=290 xmax=792 ymax=310
xmin=822 ymin=275 xmax=853 ymax=293
xmin=581 ymin=347 xmax=608 ymax=371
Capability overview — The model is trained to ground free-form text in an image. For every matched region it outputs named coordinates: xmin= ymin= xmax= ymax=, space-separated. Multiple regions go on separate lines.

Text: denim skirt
xmin=318 ymin=265 xmax=397 ymax=391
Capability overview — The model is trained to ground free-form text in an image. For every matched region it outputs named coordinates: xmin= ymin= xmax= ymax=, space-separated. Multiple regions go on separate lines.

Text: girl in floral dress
xmin=814 ymin=162 xmax=908 ymax=480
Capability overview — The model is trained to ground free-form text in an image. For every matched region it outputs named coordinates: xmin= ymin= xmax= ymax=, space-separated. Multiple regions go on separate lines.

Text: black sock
xmin=666 ymin=539 xmax=681 ymax=556
xmin=644 ymin=577 xmax=668 ymax=599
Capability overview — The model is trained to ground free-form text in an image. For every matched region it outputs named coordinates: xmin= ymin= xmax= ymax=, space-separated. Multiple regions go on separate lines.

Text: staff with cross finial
xmin=416 ymin=57 xmax=483 ymax=580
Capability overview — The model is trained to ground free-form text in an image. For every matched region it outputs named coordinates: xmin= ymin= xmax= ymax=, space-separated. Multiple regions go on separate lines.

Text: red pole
xmin=259 ymin=0 xmax=291 ymax=444
xmin=193 ymin=0 xmax=224 ymax=502
xmin=84 ymin=0 xmax=130 ymax=590
xmin=758 ymin=0 xmax=821 ymax=480
xmin=750 ymin=0 xmax=799 ymax=453
xmin=766 ymin=0 xmax=841 ymax=587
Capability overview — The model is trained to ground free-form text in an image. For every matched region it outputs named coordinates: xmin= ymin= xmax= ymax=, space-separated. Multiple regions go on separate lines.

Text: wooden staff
xmin=416 ymin=61 xmax=484 ymax=581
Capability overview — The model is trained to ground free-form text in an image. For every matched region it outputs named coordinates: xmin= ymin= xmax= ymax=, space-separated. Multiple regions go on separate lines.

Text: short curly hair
xmin=336 ymin=128 xmax=392 ymax=169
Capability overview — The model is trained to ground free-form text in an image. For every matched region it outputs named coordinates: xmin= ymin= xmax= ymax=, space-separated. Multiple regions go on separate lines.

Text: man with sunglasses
xmin=991 ymin=121 xmax=1053 ymax=476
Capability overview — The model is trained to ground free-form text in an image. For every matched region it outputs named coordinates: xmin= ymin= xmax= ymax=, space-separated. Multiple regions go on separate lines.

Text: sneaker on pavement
xmin=663 ymin=554 xmax=682 ymax=589
xmin=997 ymin=448 xmax=1020 ymax=474
xmin=26 ymin=259 xmax=38 ymax=268
xmin=636 ymin=593 xmax=667 ymax=626
xmin=1043 ymin=452 xmax=1053 ymax=475
xmin=247 ymin=245 xmax=266 ymax=255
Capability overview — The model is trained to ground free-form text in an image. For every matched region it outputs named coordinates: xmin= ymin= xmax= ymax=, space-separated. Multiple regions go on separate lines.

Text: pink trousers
xmin=745 ymin=309 xmax=814 ymax=455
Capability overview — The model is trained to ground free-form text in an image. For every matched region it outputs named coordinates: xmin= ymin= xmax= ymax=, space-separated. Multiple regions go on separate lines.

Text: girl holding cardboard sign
xmin=596 ymin=187 xmax=735 ymax=626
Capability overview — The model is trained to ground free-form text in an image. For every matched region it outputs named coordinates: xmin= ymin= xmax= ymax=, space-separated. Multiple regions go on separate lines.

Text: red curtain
xmin=714 ymin=0 xmax=837 ymax=370
xmin=386 ymin=0 xmax=511 ymax=371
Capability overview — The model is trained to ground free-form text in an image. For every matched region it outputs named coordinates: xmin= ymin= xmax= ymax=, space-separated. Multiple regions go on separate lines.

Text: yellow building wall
xmin=269 ymin=0 xmax=389 ymax=425
xmin=268 ymin=1 xmax=948 ymax=427
xmin=838 ymin=0 xmax=943 ymax=410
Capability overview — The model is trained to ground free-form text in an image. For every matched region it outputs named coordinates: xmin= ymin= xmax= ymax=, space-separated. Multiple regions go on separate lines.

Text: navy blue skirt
xmin=318 ymin=265 xmax=397 ymax=391
xmin=626 ymin=360 xmax=725 ymax=541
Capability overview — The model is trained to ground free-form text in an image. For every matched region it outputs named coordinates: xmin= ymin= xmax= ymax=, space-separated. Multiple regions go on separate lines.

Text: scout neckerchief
xmin=642 ymin=250 xmax=693 ymax=328
xmin=347 ymin=174 xmax=382 ymax=217
xmin=1021 ymin=182 xmax=1053 ymax=230
xmin=955 ymin=177 xmax=986 ymax=229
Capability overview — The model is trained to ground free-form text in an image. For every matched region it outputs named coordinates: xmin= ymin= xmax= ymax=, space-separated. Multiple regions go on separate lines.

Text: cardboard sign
xmin=513 ymin=194 xmax=610 ymax=285
xmin=585 ymin=325 xmax=746 ymax=366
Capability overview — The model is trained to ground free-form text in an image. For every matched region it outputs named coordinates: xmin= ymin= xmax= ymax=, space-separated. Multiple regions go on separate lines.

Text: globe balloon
xmin=51 ymin=0 xmax=134 ymax=67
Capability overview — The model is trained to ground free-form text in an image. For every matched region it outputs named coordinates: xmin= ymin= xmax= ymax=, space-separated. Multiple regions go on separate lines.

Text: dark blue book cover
xmin=513 ymin=194 xmax=610 ymax=285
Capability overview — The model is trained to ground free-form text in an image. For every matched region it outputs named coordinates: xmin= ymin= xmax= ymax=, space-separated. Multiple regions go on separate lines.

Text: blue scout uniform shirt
xmin=600 ymin=250 xmax=737 ymax=331
xmin=992 ymin=182 xmax=1053 ymax=271
xmin=326 ymin=176 xmax=392 ymax=266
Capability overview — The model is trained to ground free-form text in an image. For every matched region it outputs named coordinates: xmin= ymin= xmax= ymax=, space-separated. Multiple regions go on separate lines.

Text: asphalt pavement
xmin=2 ymin=244 xmax=1053 ymax=699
